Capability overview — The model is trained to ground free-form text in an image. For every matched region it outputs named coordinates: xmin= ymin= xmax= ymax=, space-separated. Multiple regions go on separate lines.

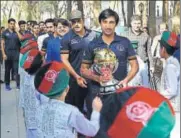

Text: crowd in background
xmin=0 ymin=8 xmax=180 ymax=138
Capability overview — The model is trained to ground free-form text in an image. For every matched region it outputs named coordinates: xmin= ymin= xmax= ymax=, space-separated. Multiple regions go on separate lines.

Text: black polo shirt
xmin=1 ymin=29 xmax=20 ymax=60
xmin=61 ymin=28 xmax=97 ymax=77
xmin=82 ymin=33 xmax=137 ymax=81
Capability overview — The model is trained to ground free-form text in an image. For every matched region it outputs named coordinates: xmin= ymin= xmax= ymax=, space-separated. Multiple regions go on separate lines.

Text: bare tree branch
xmin=121 ymin=0 xmax=126 ymax=26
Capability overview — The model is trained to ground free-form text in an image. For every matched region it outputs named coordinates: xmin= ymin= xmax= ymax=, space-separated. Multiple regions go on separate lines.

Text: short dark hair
xmin=39 ymin=21 xmax=44 ymax=25
xmin=32 ymin=23 xmax=39 ymax=28
xmin=18 ymin=20 xmax=26 ymax=26
xmin=58 ymin=18 xmax=71 ymax=27
xmin=27 ymin=20 xmax=32 ymax=25
xmin=1 ymin=26 xmax=5 ymax=30
xmin=31 ymin=20 xmax=37 ymax=26
xmin=45 ymin=18 xmax=54 ymax=25
xmin=160 ymin=41 xmax=176 ymax=55
xmin=98 ymin=8 xmax=119 ymax=25
xmin=8 ymin=18 xmax=16 ymax=23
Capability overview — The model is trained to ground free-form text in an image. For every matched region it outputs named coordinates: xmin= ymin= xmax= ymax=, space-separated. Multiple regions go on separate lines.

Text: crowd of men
xmin=0 ymin=8 xmax=180 ymax=138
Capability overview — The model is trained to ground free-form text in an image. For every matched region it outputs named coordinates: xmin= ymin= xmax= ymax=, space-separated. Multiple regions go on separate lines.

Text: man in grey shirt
xmin=122 ymin=15 xmax=152 ymax=86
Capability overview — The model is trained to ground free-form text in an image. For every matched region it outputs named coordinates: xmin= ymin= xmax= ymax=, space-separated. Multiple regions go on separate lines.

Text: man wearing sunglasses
xmin=61 ymin=10 xmax=97 ymax=113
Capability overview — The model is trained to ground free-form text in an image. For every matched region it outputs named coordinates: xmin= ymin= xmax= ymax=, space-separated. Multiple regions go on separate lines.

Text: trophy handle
xmin=112 ymin=61 xmax=119 ymax=73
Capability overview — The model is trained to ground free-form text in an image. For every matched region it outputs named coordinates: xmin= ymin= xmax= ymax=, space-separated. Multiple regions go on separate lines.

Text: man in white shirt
xmin=159 ymin=31 xmax=180 ymax=112
xmin=37 ymin=18 xmax=55 ymax=51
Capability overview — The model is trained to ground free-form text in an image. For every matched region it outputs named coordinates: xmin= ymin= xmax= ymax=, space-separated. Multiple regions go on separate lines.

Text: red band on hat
xmin=108 ymin=87 xmax=167 ymax=138
xmin=38 ymin=62 xmax=65 ymax=94
xmin=168 ymin=32 xmax=177 ymax=47
xmin=23 ymin=49 xmax=39 ymax=69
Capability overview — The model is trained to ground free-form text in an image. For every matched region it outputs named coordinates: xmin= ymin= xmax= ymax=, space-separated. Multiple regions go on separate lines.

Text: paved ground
xmin=1 ymin=82 xmax=26 ymax=138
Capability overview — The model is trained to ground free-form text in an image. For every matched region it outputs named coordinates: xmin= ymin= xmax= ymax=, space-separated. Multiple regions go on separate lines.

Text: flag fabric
xmin=94 ymin=86 xmax=175 ymax=138
xmin=20 ymin=40 xmax=38 ymax=54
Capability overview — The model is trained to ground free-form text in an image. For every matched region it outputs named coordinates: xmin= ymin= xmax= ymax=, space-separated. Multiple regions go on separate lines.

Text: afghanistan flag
xmin=20 ymin=39 xmax=38 ymax=54
xmin=93 ymin=86 xmax=175 ymax=138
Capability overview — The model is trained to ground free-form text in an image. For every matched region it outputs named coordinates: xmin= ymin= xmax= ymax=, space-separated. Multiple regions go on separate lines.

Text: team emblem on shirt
xmin=5 ymin=33 xmax=10 ymax=37
xmin=71 ymin=39 xmax=79 ymax=44
xmin=45 ymin=70 xmax=58 ymax=83
xmin=115 ymin=44 xmax=125 ymax=52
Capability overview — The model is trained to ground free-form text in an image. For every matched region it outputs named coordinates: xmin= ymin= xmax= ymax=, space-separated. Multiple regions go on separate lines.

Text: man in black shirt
xmin=1 ymin=18 xmax=21 ymax=90
xmin=61 ymin=10 xmax=97 ymax=112
xmin=0 ymin=26 xmax=5 ymax=83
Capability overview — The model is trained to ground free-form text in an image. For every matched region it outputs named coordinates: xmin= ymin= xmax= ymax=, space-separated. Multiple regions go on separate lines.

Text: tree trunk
xmin=121 ymin=0 xmax=127 ymax=26
xmin=173 ymin=1 xmax=180 ymax=16
xmin=53 ymin=1 xmax=59 ymax=18
xmin=92 ymin=1 xmax=101 ymax=28
xmin=142 ymin=1 xmax=149 ymax=28
xmin=127 ymin=1 xmax=133 ymax=27
xmin=17 ymin=1 xmax=23 ymax=20
xmin=26 ymin=1 xmax=38 ymax=20
xmin=113 ymin=1 xmax=117 ymax=11
xmin=77 ymin=0 xmax=84 ymax=18
xmin=8 ymin=1 xmax=14 ymax=18
xmin=58 ymin=1 xmax=66 ymax=18
xmin=27 ymin=1 xmax=33 ymax=20
xmin=162 ymin=0 xmax=168 ymax=23
xmin=148 ymin=1 xmax=156 ymax=37
xmin=67 ymin=0 xmax=72 ymax=20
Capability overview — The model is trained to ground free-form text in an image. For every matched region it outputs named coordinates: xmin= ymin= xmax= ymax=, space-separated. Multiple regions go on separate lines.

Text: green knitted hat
xmin=34 ymin=61 xmax=70 ymax=98
xmin=20 ymin=49 xmax=43 ymax=75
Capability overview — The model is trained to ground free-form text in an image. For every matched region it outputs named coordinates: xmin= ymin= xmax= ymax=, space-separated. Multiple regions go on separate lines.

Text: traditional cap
xmin=20 ymin=49 xmax=43 ymax=75
xmin=34 ymin=61 xmax=69 ymax=98
xmin=160 ymin=31 xmax=178 ymax=48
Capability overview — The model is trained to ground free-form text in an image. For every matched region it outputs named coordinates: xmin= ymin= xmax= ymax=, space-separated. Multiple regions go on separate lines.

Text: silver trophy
xmin=91 ymin=48 xmax=122 ymax=95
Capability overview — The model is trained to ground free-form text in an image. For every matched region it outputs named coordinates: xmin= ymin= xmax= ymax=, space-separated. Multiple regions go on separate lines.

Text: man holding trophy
xmin=81 ymin=8 xmax=138 ymax=107
xmin=81 ymin=9 xmax=138 ymax=137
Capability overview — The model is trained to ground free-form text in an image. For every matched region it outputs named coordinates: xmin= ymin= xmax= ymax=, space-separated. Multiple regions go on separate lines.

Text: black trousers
xmin=85 ymin=82 xmax=110 ymax=138
xmin=4 ymin=59 xmax=19 ymax=86
xmin=65 ymin=79 xmax=89 ymax=112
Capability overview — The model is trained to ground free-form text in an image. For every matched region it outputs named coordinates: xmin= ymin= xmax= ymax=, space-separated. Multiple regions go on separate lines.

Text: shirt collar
xmin=7 ymin=28 xmax=15 ymax=33
xmin=129 ymin=28 xmax=142 ymax=36
xmin=71 ymin=27 xmax=91 ymax=38
xmin=97 ymin=33 xmax=122 ymax=45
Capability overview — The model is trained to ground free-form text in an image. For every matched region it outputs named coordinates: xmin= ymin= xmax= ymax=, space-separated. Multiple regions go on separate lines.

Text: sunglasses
xmin=71 ymin=19 xmax=81 ymax=24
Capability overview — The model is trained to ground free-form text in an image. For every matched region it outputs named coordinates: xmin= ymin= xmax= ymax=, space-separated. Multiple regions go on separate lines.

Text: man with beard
xmin=61 ymin=10 xmax=97 ymax=113
xmin=26 ymin=20 xmax=32 ymax=33
xmin=38 ymin=18 xmax=55 ymax=52
xmin=38 ymin=21 xmax=46 ymax=36
xmin=1 ymin=18 xmax=21 ymax=90
xmin=81 ymin=8 xmax=138 ymax=138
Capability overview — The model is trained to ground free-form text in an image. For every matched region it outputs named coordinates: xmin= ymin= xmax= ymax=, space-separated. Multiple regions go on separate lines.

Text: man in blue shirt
xmin=1 ymin=18 xmax=21 ymax=90
xmin=43 ymin=18 xmax=70 ymax=63
xmin=61 ymin=10 xmax=97 ymax=113
xmin=81 ymin=9 xmax=138 ymax=126
xmin=39 ymin=18 xmax=55 ymax=53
